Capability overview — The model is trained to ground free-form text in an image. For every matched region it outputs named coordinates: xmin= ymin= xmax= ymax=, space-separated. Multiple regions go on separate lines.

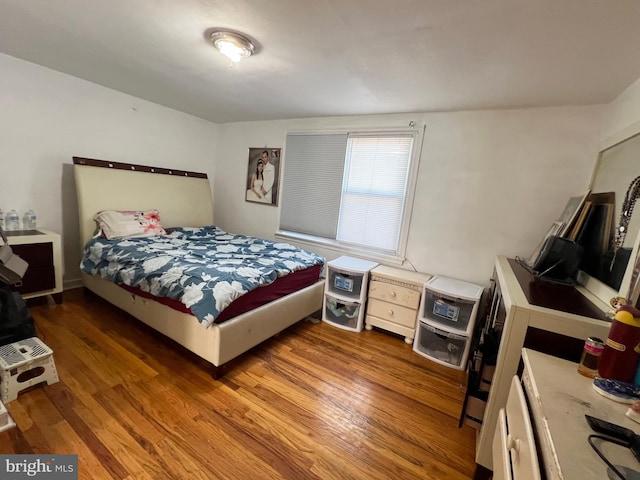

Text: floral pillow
xmin=94 ymin=209 xmax=166 ymax=239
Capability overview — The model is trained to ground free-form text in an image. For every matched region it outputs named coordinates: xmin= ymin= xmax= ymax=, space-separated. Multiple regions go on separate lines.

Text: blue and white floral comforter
xmin=80 ymin=226 xmax=325 ymax=327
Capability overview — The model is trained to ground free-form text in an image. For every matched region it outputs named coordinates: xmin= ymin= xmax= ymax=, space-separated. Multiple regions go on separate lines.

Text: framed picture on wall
xmin=245 ymin=147 xmax=281 ymax=206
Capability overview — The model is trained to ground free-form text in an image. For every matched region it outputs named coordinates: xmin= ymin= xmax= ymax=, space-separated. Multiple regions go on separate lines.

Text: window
xmin=279 ymin=131 xmax=419 ymax=259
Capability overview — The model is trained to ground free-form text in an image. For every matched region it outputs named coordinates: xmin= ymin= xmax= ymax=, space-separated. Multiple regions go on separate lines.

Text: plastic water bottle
xmin=0 ymin=209 xmax=4 ymax=230
xmin=23 ymin=210 xmax=36 ymax=229
xmin=28 ymin=210 xmax=37 ymax=229
xmin=22 ymin=212 xmax=30 ymax=229
xmin=6 ymin=210 xmax=19 ymax=231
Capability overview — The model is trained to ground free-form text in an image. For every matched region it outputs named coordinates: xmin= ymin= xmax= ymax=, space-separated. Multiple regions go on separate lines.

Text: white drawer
xmin=369 ymin=280 xmax=421 ymax=309
xmin=493 ymin=408 xmax=512 ymax=480
xmin=365 ymin=314 xmax=415 ymax=340
xmin=504 ymin=376 xmax=541 ymax=480
xmin=367 ymin=298 xmax=417 ymax=328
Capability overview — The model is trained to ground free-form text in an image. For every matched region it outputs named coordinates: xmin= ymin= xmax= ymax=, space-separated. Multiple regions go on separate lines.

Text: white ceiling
xmin=1 ymin=0 xmax=640 ymax=123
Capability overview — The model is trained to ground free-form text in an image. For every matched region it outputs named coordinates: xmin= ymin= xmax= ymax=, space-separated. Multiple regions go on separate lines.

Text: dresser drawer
xmin=492 ymin=408 xmax=512 ymax=480
xmin=504 ymin=376 xmax=541 ymax=480
xmin=368 ymin=280 xmax=421 ymax=309
xmin=367 ymin=298 xmax=416 ymax=328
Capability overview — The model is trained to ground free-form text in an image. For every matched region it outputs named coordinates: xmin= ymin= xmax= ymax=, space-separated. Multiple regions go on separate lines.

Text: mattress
xmin=81 ymin=226 xmax=325 ymax=326
xmin=119 ymin=263 xmax=322 ymax=324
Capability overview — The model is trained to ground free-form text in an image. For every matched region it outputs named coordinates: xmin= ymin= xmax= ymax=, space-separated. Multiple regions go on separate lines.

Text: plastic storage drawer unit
xmin=323 ymin=295 xmax=362 ymax=330
xmin=322 ymin=256 xmax=378 ymax=332
xmin=414 ymin=322 xmax=470 ymax=369
xmin=327 ymin=268 xmax=366 ymax=300
xmin=419 ymin=276 xmax=483 ymax=335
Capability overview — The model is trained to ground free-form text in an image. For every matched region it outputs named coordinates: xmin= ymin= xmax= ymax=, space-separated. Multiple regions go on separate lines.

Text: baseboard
xmin=63 ymin=278 xmax=84 ymax=291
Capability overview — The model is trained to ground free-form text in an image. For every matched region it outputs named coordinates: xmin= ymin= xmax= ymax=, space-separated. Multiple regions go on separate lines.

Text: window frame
xmin=276 ymin=126 xmax=424 ymax=264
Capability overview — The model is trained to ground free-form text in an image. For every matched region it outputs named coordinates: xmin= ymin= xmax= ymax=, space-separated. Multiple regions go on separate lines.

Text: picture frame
xmin=555 ymin=191 xmax=590 ymax=237
xmin=245 ymin=147 xmax=281 ymax=206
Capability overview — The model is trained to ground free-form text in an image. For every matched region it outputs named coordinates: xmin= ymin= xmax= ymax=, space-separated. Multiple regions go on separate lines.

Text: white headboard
xmin=73 ymin=157 xmax=214 ymax=246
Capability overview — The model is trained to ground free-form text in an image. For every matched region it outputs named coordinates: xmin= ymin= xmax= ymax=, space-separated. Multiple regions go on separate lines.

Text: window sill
xmin=275 ymin=230 xmax=405 ymax=266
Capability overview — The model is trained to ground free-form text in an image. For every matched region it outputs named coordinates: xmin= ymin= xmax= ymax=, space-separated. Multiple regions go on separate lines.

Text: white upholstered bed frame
xmin=73 ymin=157 xmax=324 ymax=375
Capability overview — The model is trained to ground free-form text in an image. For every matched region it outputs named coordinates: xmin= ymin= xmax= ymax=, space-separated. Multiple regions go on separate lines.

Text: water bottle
xmin=0 ymin=209 xmax=4 ymax=230
xmin=6 ymin=210 xmax=19 ymax=231
xmin=28 ymin=210 xmax=37 ymax=229
xmin=23 ymin=210 xmax=36 ymax=229
xmin=22 ymin=212 xmax=30 ymax=229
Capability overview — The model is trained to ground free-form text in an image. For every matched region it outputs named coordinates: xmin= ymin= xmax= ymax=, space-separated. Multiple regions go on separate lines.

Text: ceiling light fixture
xmin=209 ymin=30 xmax=255 ymax=64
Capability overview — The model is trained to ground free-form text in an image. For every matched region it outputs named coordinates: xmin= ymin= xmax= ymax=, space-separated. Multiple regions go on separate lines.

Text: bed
xmin=73 ymin=157 xmax=325 ymax=377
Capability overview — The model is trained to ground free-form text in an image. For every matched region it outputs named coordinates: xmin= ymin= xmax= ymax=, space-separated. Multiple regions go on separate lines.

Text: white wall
xmin=2 ymin=49 xmax=616 ymax=290
xmin=0 ymin=54 xmax=217 ymax=288
xmin=215 ymin=107 xmax=605 ymax=286
xmin=600 ymin=76 xmax=640 ymax=141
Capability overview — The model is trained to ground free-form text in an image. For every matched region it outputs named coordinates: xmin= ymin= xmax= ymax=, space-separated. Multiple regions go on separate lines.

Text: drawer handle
xmin=506 ymin=434 xmax=520 ymax=459
xmin=390 ymin=291 xmax=397 ymax=298
xmin=388 ymin=309 xmax=394 ymax=316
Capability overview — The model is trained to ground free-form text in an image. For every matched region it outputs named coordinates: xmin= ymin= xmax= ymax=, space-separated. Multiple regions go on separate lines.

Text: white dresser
xmin=492 ymin=375 xmax=540 ymax=480
xmin=475 ymin=256 xmax=612 ymax=473
xmin=516 ymin=349 xmax=640 ymax=479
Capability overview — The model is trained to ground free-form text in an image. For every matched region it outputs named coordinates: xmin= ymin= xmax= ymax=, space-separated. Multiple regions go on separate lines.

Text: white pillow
xmin=94 ymin=209 xmax=166 ymax=240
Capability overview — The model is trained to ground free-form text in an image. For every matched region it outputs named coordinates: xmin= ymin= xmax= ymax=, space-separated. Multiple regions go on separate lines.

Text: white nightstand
xmin=6 ymin=229 xmax=63 ymax=303
xmin=365 ymin=265 xmax=430 ymax=344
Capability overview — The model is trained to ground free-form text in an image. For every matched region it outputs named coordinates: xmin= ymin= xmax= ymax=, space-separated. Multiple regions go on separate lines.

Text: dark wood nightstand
xmin=6 ymin=229 xmax=63 ymax=304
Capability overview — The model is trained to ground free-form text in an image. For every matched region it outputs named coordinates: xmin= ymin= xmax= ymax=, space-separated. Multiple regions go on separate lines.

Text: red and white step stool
xmin=0 ymin=337 xmax=59 ymax=403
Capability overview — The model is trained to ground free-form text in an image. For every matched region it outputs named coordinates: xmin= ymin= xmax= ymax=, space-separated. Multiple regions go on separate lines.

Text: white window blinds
xmin=337 ymin=135 xmax=414 ymax=253
xmin=279 ymin=131 xmax=416 ymax=256
xmin=279 ymin=133 xmax=348 ymax=238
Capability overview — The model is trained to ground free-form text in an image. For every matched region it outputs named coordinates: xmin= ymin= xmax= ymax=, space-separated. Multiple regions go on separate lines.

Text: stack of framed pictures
xmin=525 ymin=191 xmax=590 ymax=268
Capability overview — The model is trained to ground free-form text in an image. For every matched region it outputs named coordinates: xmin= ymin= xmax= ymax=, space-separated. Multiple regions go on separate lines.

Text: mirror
xmin=578 ymin=126 xmax=640 ymax=307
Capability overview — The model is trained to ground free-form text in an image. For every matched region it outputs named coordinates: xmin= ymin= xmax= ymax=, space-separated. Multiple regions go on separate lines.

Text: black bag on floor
xmin=0 ymin=285 xmax=36 ymax=346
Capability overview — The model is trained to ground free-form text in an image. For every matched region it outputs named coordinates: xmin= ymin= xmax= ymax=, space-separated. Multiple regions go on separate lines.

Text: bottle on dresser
xmin=22 ymin=210 xmax=36 ymax=230
xmin=5 ymin=210 xmax=20 ymax=231
xmin=28 ymin=210 xmax=37 ymax=229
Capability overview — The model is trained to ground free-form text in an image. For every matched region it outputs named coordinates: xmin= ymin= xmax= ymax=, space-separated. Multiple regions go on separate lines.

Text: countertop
xmin=522 ymin=348 xmax=640 ymax=479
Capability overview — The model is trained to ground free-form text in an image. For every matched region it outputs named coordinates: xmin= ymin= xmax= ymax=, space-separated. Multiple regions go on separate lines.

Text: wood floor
xmin=0 ymin=289 xmax=477 ymax=479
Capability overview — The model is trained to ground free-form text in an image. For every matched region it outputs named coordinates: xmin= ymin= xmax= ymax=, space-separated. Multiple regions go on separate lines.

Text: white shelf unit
xmin=322 ymin=256 xmax=378 ymax=332
xmin=413 ymin=276 xmax=483 ymax=370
